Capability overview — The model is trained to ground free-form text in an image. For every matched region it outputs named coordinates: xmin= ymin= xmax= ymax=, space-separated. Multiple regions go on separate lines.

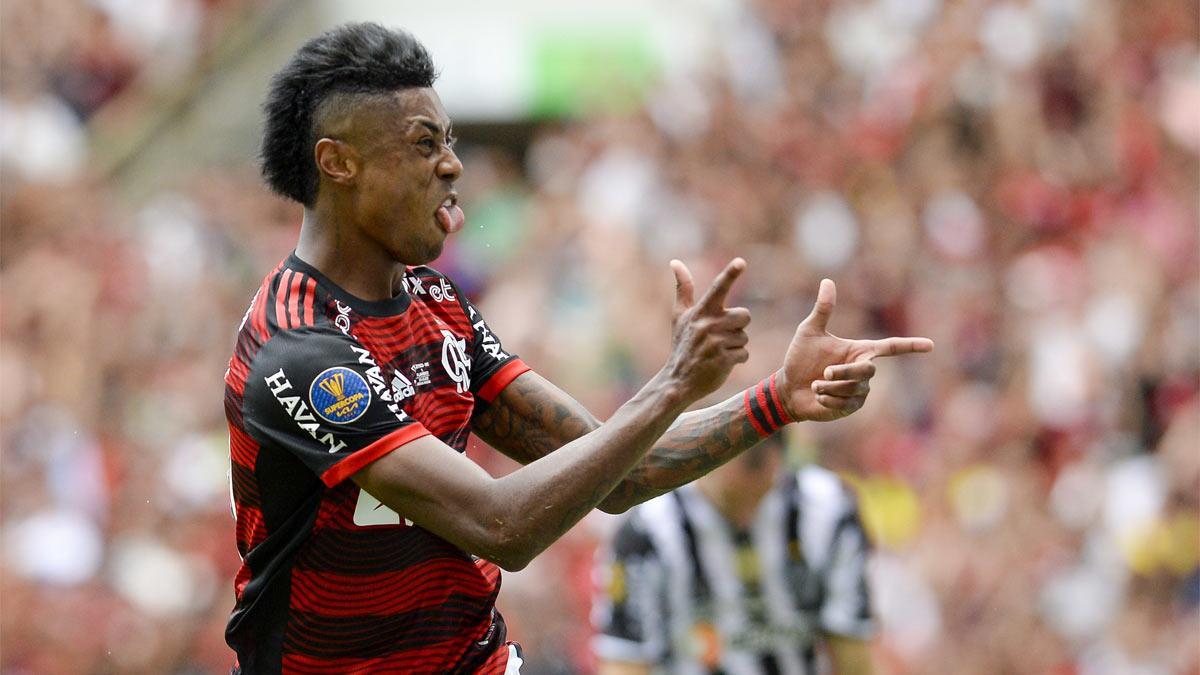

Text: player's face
xmin=351 ymin=88 xmax=463 ymax=265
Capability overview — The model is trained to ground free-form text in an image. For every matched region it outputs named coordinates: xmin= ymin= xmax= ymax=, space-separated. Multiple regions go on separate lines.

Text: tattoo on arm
xmin=472 ymin=373 xmax=600 ymax=464
xmin=602 ymin=394 xmax=761 ymax=511
xmin=474 ymin=374 xmax=766 ymax=513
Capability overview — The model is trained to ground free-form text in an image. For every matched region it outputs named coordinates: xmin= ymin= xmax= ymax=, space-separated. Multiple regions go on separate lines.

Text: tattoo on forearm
xmin=474 ymin=377 xmax=764 ymax=512
xmin=472 ymin=376 xmax=599 ymax=464
xmin=604 ymin=398 xmax=761 ymax=509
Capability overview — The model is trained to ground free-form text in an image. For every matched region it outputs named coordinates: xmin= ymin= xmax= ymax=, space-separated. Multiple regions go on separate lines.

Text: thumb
xmin=671 ymin=259 xmax=695 ymax=312
xmin=800 ymin=278 xmax=836 ymax=333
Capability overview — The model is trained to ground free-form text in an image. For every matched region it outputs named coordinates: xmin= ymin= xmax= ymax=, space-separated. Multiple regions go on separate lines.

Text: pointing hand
xmin=663 ymin=258 xmax=753 ymax=404
xmin=777 ymin=279 xmax=933 ymax=422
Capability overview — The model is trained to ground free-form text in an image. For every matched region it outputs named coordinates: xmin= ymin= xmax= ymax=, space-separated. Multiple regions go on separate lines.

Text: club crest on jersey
xmin=441 ymin=329 xmax=471 ymax=393
xmin=309 ymin=367 xmax=371 ymax=424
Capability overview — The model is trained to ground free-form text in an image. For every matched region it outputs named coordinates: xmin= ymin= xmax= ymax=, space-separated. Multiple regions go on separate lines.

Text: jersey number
xmin=354 ymin=489 xmax=413 ymax=527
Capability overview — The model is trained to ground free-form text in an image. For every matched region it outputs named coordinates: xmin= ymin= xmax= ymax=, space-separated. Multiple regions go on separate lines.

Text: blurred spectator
xmin=591 ymin=435 xmax=876 ymax=674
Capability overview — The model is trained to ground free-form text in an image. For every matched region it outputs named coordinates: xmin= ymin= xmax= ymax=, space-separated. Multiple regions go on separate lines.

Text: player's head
xmin=262 ymin=23 xmax=464 ymax=264
xmin=261 ymin=22 xmax=439 ymax=207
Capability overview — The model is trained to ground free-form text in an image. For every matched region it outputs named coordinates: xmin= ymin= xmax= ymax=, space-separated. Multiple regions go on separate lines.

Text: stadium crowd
xmin=1 ymin=0 xmax=1197 ymax=673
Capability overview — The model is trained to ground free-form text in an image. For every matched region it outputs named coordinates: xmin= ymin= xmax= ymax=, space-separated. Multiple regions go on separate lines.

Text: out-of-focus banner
xmin=326 ymin=0 xmax=726 ymax=119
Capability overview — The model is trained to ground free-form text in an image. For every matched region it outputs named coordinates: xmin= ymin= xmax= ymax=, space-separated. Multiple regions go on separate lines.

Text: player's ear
xmin=314 ymin=138 xmax=359 ymax=186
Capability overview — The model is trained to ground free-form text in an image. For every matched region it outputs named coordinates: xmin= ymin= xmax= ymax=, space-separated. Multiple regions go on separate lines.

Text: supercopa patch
xmin=309 ymin=366 xmax=371 ymax=425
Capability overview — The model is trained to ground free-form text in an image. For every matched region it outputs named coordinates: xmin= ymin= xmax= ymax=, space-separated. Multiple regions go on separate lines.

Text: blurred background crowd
xmin=1 ymin=0 xmax=1197 ymax=672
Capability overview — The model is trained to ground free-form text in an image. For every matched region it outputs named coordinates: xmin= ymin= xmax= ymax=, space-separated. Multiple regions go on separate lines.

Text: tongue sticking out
xmin=435 ymin=204 xmax=465 ymax=234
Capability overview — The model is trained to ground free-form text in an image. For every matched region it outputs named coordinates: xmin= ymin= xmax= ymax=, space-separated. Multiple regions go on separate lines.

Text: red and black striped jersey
xmin=224 ymin=253 xmax=529 ymax=674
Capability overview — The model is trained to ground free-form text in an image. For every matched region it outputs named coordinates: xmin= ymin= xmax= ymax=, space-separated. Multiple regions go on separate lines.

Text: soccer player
xmin=592 ymin=435 xmax=875 ymax=675
xmin=223 ymin=22 xmax=932 ymax=674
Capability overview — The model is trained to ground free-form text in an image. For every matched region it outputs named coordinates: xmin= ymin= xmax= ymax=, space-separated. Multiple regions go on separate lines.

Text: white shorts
xmin=504 ymin=644 xmax=524 ymax=674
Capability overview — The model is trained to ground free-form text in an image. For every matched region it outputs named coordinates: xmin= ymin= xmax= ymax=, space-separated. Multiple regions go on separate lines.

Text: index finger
xmin=867 ymin=336 xmax=935 ymax=358
xmin=697 ymin=257 xmax=746 ymax=314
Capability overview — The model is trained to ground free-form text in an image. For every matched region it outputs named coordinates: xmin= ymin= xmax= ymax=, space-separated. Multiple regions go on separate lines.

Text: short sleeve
xmin=242 ymin=327 xmax=430 ymax=488
xmin=818 ymin=501 xmax=875 ymax=638
xmin=454 ymin=286 xmax=530 ymax=402
xmin=591 ymin=515 xmax=669 ymax=664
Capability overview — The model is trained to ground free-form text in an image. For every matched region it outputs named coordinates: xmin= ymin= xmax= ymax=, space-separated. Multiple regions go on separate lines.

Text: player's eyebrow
xmin=411 ymin=117 xmax=453 ymax=139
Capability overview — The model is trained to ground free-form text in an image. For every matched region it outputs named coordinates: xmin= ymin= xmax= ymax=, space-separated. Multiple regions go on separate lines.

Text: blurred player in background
xmin=593 ymin=433 xmax=874 ymax=675
xmin=224 ymin=22 xmax=931 ymax=674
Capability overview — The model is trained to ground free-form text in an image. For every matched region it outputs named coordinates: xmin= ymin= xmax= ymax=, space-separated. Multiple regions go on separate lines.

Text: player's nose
xmin=437 ymin=148 xmax=462 ymax=182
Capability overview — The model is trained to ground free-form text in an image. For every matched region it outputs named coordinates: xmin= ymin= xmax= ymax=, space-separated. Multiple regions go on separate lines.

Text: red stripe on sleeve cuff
xmin=320 ymin=424 xmax=431 ymax=488
xmin=476 ymin=359 xmax=531 ymax=402
xmin=755 ymin=380 xmax=774 ymax=426
xmin=743 ymin=388 xmax=770 ymax=437
xmin=768 ymin=373 xmax=793 ymax=424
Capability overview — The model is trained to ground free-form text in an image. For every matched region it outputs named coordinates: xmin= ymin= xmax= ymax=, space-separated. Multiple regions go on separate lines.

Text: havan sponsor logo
xmin=349 ymin=345 xmax=410 ymax=423
xmin=467 ymin=306 xmax=509 ymax=360
xmin=264 ymin=369 xmax=346 ymax=454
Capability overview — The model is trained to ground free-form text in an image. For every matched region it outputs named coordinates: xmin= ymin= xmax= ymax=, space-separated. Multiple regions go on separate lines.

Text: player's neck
xmin=296 ymin=207 xmax=403 ymax=302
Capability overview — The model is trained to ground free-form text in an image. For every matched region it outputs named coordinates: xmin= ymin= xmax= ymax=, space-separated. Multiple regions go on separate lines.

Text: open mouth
xmin=434 ymin=194 xmax=464 ymax=234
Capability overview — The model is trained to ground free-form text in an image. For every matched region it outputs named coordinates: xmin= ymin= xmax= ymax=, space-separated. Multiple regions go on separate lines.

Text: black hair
xmin=260 ymin=22 xmax=437 ymax=206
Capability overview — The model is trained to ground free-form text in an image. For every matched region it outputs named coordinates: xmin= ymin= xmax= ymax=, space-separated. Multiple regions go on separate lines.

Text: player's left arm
xmin=473 ymin=276 xmax=932 ymax=514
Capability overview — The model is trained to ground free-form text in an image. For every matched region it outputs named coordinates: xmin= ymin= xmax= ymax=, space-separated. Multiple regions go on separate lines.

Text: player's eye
xmin=416 ymin=137 xmax=436 ymax=152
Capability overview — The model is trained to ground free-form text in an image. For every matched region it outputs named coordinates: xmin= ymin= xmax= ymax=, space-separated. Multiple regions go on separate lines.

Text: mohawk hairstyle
xmin=260 ymin=23 xmax=437 ymax=206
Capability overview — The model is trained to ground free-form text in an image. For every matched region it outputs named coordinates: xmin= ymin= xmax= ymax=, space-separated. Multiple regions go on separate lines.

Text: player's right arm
xmin=474 ymin=275 xmax=932 ymax=514
xmin=353 ymin=259 xmax=750 ymax=571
